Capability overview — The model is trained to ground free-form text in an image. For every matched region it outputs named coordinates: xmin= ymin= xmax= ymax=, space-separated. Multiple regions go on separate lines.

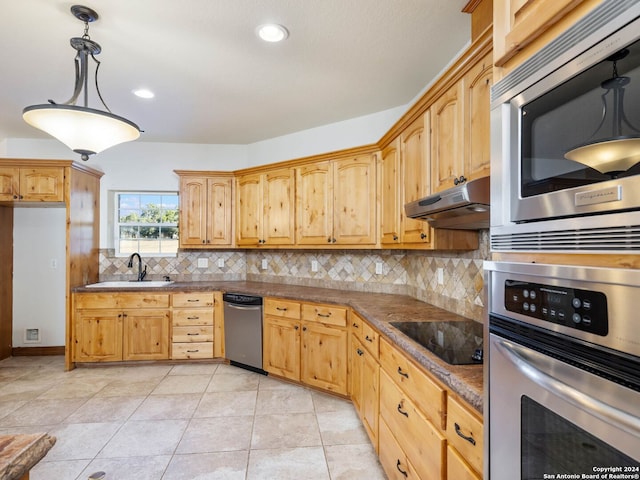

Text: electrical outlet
xmin=311 ymin=260 xmax=318 ymax=272
xmin=375 ymin=262 xmax=383 ymax=275
xmin=261 ymin=259 xmax=268 ymax=270
xmin=50 ymin=258 xmax=58 ymax=269
xmin=437 ymin=267 xmax=444 ymax=285
xmin=217 ymin=258 xmax=225 ymax=268
xmin=197 ymin=258 xmax=208 ymax=268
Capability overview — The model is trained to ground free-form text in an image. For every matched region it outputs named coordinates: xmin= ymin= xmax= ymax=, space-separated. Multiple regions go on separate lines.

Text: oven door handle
xmin=496 ymin=338 xmax=640 ymax=438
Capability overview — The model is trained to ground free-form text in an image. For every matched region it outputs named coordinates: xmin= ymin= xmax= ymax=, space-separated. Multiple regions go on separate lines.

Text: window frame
xmin=113 ymin=190 xmax=179 ymax=257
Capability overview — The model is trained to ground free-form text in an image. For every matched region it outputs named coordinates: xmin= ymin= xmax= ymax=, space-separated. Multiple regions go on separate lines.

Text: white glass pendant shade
xmin=23 ymin=104 xmax=140 ymax=158
xmin=564 ymin=137 xmax=640 ymax=174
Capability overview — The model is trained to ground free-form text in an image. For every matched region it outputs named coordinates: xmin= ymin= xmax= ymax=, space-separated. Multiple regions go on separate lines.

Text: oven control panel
xmin=504 ymin=280 xmax=608 ymax=335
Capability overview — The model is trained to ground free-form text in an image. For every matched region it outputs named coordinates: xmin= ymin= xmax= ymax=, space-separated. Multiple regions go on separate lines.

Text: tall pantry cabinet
xmin=0 ymin=159 xmax=102 ymax=369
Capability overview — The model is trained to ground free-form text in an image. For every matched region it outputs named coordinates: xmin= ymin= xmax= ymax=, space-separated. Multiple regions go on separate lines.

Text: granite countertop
xmin=74 ymin=281 xmax=484 ymax=413
xmin=0 ymin=433 xmax=56 ymax=479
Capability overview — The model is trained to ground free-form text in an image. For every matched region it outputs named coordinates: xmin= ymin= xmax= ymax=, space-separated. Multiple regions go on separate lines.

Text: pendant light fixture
xmin=564 ymin=48 xmax=640 ymax=176
xmin=22 ymin=5 xmax=141 ymax=161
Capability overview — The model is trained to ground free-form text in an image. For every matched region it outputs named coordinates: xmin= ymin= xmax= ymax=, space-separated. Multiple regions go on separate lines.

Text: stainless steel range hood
xmin=404 ymin=176 xmax=490 ymax=230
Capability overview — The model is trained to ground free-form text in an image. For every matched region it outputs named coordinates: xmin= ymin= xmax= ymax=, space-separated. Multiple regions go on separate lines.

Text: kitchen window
xmin=114 ymin=192 xmax=179 ymax=256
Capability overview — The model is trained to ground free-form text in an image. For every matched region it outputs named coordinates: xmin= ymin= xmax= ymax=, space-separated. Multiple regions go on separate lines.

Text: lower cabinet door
xmin=123 ymin=310 xmax=169 ymax=361
xmin=301 ymin=321 xmax=348 ymax=395
xmin=263 ymin=316 xmax=301 ymax=381
xmin=74 ymin=309 xmax=123 ymax=362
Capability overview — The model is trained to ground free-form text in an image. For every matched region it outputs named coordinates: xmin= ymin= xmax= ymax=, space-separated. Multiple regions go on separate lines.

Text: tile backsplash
xmin=100 ymin=230 xmax=489 ymax=321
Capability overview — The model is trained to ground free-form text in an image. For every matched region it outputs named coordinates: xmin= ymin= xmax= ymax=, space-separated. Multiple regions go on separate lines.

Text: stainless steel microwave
xmin=490 ymin=1 xmax=640 ymax=252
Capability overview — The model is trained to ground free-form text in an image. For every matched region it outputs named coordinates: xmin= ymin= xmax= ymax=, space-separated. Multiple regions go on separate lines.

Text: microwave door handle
xmin=495 ymin=338 xmax=640 ymax=438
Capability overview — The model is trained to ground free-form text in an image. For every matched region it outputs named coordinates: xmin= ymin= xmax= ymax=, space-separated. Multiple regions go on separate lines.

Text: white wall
xmin=13 ymin=208 xmax=67 ymax=347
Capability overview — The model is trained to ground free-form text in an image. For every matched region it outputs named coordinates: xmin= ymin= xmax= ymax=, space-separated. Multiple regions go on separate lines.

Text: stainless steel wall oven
xmin=485 ymin=261 xmax=640 ymax=480
xmin=491 ymin=1 xmax=640 ymax=251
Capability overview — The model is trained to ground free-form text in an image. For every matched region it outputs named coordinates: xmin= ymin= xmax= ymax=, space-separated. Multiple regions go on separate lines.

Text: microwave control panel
xmin=504 ymin=280 xmax=608 ymax=336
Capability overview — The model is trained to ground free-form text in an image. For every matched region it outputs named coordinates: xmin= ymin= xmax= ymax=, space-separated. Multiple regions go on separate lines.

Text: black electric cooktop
xmin=390 ymin=320 xmax=484 ymax=365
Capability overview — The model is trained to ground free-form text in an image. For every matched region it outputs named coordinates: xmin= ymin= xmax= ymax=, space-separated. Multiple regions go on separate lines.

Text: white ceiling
xmin=0 ymin=0 xmax=471 ymax=145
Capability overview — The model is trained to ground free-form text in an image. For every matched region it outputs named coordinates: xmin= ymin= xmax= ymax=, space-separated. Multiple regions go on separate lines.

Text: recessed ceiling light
xmin=133 ymin=88 xmax=155 ymax=99
xmin=256 ymin=24 xmax=289 ymax=43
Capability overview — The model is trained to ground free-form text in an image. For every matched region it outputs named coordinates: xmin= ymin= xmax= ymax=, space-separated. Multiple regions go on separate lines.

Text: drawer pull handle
xmin=187 ymin=333 xmax=200 ymax=336
xmin=187 ymin=349 xmax=200 ymax=353
xmin=276 ymin=306 xmax=288 ymax=311
xmin=356 ymin=348 xmax=364 ymax=356
xmin=397 ymin=403 xmax=409 ymax=417
xmin=187 ymin=316 xmax=200 ymax=320
xmin=397 ymin=367 xmax=409 ymax=378
xmin=454 ymin=422 xmax=476 ymax=446
xmin=352 ymin=322 xmax=359 ymax=328
xmin=317 ymin=312 xmax=331 ymax=318
xmin=365 ymin=335 xmax=374 ymax=343
xmin=187 ymin=299 xmax=200 ymax=303
xmin=396 ymin=460 xmax=408 ymax=477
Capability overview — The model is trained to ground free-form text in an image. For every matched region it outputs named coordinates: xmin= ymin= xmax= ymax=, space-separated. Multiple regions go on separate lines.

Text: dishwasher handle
xmin=225 ymin=302 xmax=262 ymax=311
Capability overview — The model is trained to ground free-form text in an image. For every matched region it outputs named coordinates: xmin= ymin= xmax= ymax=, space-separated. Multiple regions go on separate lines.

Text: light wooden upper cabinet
xmin=431 ymin=81 xmax=464 ymax=194
xmin=0 ymin=166 xmax=65 ymax=202
xmin=463 ymin=52 xmax=493 ymax=183
xmin=333 ymin=156 xmax=377 ymax=245
xmin=296 ymin=155 xmax=377 ymax=246
xmin=494 ymin=0 xmax=586 ymax=67
xmin=178 ymin=174 xmax=233 ymax=247
xmin=400 ymin=115 xmax=431 ymax=245
xmin=430 ymin=50 xmax=492 ymax=195
xmin=236 ymin=168 xmax=295 ymax=246
xmin=380 ymin=139 xmax=401 ymax=246
xmin=296 ymin=162 xmax=333 ymax=245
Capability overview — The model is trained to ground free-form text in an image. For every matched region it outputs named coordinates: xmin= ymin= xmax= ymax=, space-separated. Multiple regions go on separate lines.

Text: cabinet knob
xmin=356 ymin=348 xmax=364 ymax=356
xmin=393 ymin=235 xmax=398 ymax=241
xmin=420 ymin=233 xmax=427 ymax=240
xmin=454 ymin=175 xmax=467 ymax=185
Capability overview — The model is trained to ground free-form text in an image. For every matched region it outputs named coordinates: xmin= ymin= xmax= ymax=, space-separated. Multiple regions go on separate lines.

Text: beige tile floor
xmin=0 ymin=356 xmax=387 ymax=480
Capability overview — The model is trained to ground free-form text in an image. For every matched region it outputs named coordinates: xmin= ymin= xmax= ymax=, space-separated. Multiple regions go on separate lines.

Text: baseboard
xmin=12 ymin=346 xmax=65 ymax=356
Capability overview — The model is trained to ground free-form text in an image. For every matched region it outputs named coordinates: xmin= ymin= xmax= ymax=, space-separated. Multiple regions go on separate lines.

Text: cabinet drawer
xmin=264 ymin=298 xmax=301 ymax=319
xmin=172 ymin=326 xmax=214 ymax=343
xmin=75 ymin=293 xmax=170 ymax=309
xmin=301 ymin=303 xmax=347 ymax=327
xmin=447 ymin=444 xmax=481 ymax=480
xmin=380 ymin=337 xmax=445 ymax=429
xmin=172 ymin=292 xmax=214 ymax=308
xmin=172 ymin=309 xmax=214 ymax=326
xmin=378 ymin=419 xmax=421 ymax=480
xmin=361 ymin=321 xmax=379 ymax=358
xmin=379 ymin=370 xmax=446 ymax=480
xmin=172 ymin=342 xmax=213 ymax=359
xmin=447 ymin=395 xmax=483 ymax=474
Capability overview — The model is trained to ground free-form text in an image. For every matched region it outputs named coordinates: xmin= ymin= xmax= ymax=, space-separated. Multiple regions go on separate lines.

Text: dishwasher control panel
xmin=223 ymin=293 xmax=263 ymax=306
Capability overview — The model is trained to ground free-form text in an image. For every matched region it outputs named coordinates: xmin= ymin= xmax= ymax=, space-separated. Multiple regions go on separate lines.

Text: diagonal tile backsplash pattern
xmin=100 ymin=231 xmax=489 ymax=321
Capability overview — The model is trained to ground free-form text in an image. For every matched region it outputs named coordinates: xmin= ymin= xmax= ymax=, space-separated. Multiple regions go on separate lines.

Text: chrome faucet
xmin=127 ymin=252 xmax=147 ymax=281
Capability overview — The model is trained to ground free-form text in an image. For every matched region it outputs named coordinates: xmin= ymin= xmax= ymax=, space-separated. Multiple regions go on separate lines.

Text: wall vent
xmin=491 ymin=225 xmax=640 ymax=251
xmin=24 ymin=328 xmax=41 ymax=344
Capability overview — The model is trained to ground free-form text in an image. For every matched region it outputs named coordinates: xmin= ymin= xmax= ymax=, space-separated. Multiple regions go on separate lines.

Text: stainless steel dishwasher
xmin=223 ymin=293 xmax=266 ymax=374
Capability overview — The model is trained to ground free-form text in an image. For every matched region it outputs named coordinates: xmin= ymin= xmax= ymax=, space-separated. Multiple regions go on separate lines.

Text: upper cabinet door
xmin=431 ymin=81 xmax=464 ymax=194
xmin=401 ymin=114 xmax=431 ymax=244
xmin=263 ymin=168 xmax=295 ymax=246
xmin=464 ymin=52 xmax=493 ymax=183
xmin=206 ymin=177 xmax=233 ymax=246
xmin=296 ymin=162 xmax=333 ymax=245
xmin=179 ymin=176 xmax=208 ymax=246
xmin=380 ymin=140 xmax=401 ymax=246
xmin=494 ymin=0 xmax=586 ymax=67
xmin=0 ymin=167 xmax=19 ymax=202
xmin=333 ymin=155 xmax=377 ymax=245
xmin=236 ymin=173 xmax=263 ymax=246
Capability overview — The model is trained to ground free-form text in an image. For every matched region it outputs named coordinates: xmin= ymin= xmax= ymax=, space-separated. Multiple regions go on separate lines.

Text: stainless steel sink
xmin=85 ymin=281 xmax=174 ymax=288
xmin=390 ymin=320 xmax=483 ymax=365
